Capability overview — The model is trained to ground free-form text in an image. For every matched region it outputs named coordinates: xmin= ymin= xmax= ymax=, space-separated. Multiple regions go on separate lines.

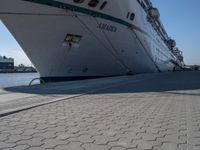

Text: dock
xmin=0 ymin=71 xmax=200 ymax=150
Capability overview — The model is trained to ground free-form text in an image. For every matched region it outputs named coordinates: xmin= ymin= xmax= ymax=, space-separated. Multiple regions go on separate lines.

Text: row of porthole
xmin=67 ymin=68 xmax=89 ymax=73
xmin=74 ymin=0 xmax=108 ymax=10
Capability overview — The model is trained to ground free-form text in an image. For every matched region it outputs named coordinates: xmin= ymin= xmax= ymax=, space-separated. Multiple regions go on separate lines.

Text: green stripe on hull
xmin=23 ymin=0 xmax=148 ymax=36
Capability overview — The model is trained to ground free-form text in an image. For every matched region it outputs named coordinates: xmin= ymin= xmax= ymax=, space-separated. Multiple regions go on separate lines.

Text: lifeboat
xmin=149 ymin=7 xmax=160 ymax=20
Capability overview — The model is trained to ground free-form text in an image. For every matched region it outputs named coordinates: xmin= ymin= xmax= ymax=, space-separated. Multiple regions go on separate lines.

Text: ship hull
xmin=0 ymin=0 xmax=176 ymax=82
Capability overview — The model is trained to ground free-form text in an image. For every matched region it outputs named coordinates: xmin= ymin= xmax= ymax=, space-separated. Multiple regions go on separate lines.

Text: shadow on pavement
xmin=3 ymin=71 xmax=200 ymax=95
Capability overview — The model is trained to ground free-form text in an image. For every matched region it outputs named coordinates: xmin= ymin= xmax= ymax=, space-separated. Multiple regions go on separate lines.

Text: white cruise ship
xmin=0 ymin=0 xmax=184 ymax=82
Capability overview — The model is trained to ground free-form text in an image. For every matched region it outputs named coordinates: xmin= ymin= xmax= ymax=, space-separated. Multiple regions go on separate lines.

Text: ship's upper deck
xmin=0 ymin=56 xmax=14 ymax=63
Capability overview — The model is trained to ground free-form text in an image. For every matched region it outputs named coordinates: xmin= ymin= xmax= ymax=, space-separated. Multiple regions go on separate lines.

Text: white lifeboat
xmin=167 ymin=39 xmax=176 ymax=48
xmin=149 ymin=7 xmax=160 ymax=20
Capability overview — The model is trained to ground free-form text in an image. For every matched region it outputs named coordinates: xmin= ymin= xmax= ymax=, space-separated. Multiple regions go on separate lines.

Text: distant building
xmin=184 ymin=65 xmax=200 ymax=71
xmin=0 ymin=56 xmax=14 ymax=70
xmin=16 ymin=64 xmax=37 ymax=73
xmin=191 ymin=65 xmax=200 ymax=71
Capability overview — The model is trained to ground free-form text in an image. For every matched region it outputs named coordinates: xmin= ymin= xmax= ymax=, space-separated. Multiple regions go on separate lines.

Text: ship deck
xmin=0 ymin=71 xmax=200 ymax=150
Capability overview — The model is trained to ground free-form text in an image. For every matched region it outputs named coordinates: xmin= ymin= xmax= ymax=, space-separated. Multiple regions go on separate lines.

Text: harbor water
xmin=0 ymin=73 xmax=39 ymax=88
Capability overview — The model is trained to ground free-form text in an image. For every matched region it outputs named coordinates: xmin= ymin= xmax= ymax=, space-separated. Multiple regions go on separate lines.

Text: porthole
xmin=130 ymin=13 xmax=135 ymax=21
xmin=88 ymin=0 xmax=100 ymax=7
xmin=100 ymin=1 xmax=107 ymax=10
xmin=74 ymin=0 xmax=85 ymax=3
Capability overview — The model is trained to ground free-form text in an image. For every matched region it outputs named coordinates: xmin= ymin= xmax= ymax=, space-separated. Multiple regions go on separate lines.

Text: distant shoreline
xmin=0 ymin=71 xmax=37 ymax=74
xmin=0 ymin=66 xmax=37 ymax=74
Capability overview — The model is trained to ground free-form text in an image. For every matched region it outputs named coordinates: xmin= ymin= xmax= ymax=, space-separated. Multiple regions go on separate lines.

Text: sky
xmin=151 ymin=0 xmax=200 ymax=65
xmin=0 ymin=21 xmax=31 ymax=66
xmin=0 ymin=0 xmax=200 ymax=66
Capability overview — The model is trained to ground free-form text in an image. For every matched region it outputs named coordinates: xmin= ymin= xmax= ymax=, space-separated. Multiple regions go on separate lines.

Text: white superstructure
xmin=0 ymin=0 xmax=184 ymax=82
xmin=0 ymin=55 xmax=14 ymax=70
xmin=0 ymin=56 xmax=14 ymax=63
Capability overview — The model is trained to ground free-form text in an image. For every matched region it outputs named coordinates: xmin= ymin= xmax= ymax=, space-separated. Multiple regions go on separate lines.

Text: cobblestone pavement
xmin=0 ymin=75 xmax=148 ymax=114
xmin=0 ymin=71 xmax=200 ymax=150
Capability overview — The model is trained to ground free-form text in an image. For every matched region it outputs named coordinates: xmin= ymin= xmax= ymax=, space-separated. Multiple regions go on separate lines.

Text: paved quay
xmin=0 ymin=71 xmax=200 ymax=150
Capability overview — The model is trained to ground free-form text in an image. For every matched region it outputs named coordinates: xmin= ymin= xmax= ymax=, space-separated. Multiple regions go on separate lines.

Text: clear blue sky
xmin=0 ymin=21 xmax=31 ymax=66
xmin=0 ymin=0 xmax=200 ymax=65
xmin=151 ymin=0 xmax=200 ymax=65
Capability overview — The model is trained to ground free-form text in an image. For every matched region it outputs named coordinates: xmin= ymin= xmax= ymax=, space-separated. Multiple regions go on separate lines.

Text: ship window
xmin=127 ymin=12 xmax=130 ymax=18
xmin=88 ymin=0 xmax=100 ymax=7
xmin=130 ymin=13 xmax=135 ymax=21
xmin=100 ymin=1 xmax=107 ymax=10
xmin=74 ymin=0 xmax=85 ymax=3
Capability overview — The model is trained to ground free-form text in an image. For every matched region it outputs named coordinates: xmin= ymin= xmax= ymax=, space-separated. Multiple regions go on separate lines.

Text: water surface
xmin=0 ymin=73 xmax=39 ymax=88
